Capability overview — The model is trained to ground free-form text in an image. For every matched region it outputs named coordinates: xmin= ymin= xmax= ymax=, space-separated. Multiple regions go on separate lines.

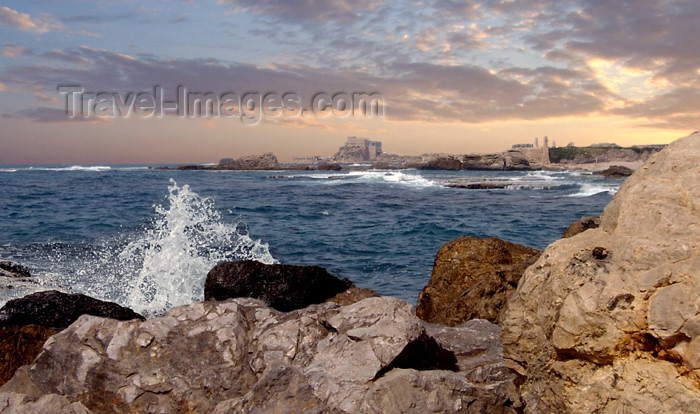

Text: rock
xmin=318 ymin=163 xmax=342 ymax=171
xmin=0 ymin=393 xmax=92 ymax=414
xmin=325 ymin=287 xmax=380 ymax=306
xmin=0 ymin=297 xmax=520 ymax=413
xmin=0 ymin=259 xmax=30 ymax=279
xmin=0 ymin=325 xmax=57 ymax=386
xmin=562 ymin=216 xmax=601 ymax=238
xmin=0 ymin=290 xmax=145 ymax=330
xmin=419 ymin=155 xmax=463 ymax=170
xmin=332 ymin=145 xmax=368 ymax=163
xmin=595 ymin=164 xmax=634 ymax=178
xmin=416 ymin=236 xmax=540 ymax=326
xmin=224 ymin=152 xmax=279 ymax=170
xmin=174 ymin=153 xmax=280 ymax=170
xmin=204 ymin=260 xmax=353 ymax=312
xmin=446 ymin=182 xmax=511 ymax=189
xmin=500 ymin=133 xmax=700 ymax=413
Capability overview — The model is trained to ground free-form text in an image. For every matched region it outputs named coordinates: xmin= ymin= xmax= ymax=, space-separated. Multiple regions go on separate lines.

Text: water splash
xmin=2 ymin=179 xmax=276 ymax=316
xmin=567 ymin=182 xmax=619 ymax=197
xmin=118 ymin=179 xmax=276 ymax=315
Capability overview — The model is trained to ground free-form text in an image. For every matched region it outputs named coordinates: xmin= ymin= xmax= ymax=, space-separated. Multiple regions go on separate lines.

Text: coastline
xmin=0 ymin=134 xmax=697 ymax=412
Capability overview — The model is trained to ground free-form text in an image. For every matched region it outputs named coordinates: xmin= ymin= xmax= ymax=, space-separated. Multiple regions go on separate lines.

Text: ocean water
xmin=0 ymin=165 xmax=621 ymax=316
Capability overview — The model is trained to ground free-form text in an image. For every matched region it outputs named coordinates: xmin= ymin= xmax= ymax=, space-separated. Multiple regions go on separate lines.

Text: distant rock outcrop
xmin=595 ymin=164 xmax=634 ymax=178
xmin=0 ymin=297 xmax=521 ymax=413
xmin=501 ymin=133 xmax=700 ymax=413
xmin=173 ymin=153 xmax=280 ymax=170
xmin=416 ymin=237 xmax=540 ymax=326
xmin=204 ymin=260 xmax=353 ymax=312
xmin=414 ymin=147 xmax=550 ymax=171
xmin=549 ymin=145 xmax=664 ymax=165
xmin=217 ymin=152 xmax=279 ymax=170
xmin=332 ymin=145 xmax=368 ymax=164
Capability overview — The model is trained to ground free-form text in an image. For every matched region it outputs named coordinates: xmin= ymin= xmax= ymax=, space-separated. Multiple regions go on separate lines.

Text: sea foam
xmin=118 ymin=179 xmax=276 ymax=315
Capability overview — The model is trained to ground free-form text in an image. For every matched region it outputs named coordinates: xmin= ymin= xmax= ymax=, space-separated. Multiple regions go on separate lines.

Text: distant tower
xmin=543 ymin=136 xmax=549 ymax=148
xmin=535 ymin=137 xmax=539 ymax=148
xmin=552 ymin=140 xmax=556 ymax=148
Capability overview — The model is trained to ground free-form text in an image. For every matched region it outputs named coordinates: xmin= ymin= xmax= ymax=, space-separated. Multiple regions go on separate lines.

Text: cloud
xmin=5 ymin=107 xmax=110 ymax=124
xmin=0 ymin=46 xmax=612 ymax=125
xmin=217 ymin=0 xmax=382 ymax=23
xmin=0 ymin=6 xmax=64 ymax=33
xmin=1 ymin=43 xmax=32 ymax=58
xmin=1 ymin=1 xmax=699 ymax=130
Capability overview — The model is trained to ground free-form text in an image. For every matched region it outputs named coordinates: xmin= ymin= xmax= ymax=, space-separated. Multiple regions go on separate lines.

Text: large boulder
xmin=416 ymin=237 xmax=540 ymax=326
xmin=0 ymin=297 xmax=520 ymax=413
xmin=501 ymin=133 xmax=700 ymax=413
xmin=204 ymin=260 xmax=353 ymax=312
xmin=0 ymin=290 xmax=144 ymax=330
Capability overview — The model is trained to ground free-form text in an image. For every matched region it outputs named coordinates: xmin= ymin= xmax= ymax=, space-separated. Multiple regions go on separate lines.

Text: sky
xmin=0 ymin=0 xmax=698 ymax=164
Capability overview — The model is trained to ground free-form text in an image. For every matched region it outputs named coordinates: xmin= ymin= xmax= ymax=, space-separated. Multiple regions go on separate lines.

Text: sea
xmin=0 ymin=165 xmax=621 ymax=316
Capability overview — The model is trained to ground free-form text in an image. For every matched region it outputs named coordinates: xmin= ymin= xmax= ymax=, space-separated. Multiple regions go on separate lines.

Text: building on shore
xmin=291 ymin=155 xmax=327 ymax=164
xmin=332 ymin=136 xmax=383 ymax=163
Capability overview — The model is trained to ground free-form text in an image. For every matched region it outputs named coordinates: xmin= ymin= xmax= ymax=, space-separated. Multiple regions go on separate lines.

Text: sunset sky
xmin=0 ymin=0 xmax=697 ymax=164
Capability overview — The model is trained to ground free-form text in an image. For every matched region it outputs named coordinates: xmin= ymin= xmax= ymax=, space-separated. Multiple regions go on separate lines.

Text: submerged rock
xmin=501 ymin=133 xmax=700 ymax=413
xmin=204 ymin=260 xmax=353 ymax=312
xmin=0 ymin=259 xmax=30 ymax=279
xmin=416 ymin=236 xmax=540 ymax=326
xmin=0 ymin=297 xmax=520 ymax=413
xmin=0 ymin=290 xmax=144 ymax=330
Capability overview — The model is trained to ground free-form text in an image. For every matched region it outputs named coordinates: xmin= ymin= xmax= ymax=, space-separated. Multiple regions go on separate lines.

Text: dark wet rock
xmin=318 ymin=163 xmax=342 ymax=171
xmin=204 ymin=260 xmax=353 ymax=312
xmin=562 ymin=216 xmax=601 ymax=238
xmin=446 ymin=182 xmax=510 ymax=189
xmin=0 ymin=324 xmax=57 ymax=386
xmin=0 ymin=259 xmax=31 ymax=279
xmin=596 ymin=165 xmax=634 ymax=178
xmin=416 ymin=236 xmax=540 ymax=326
xmin=0 ymin=290 xmax=145 ymax=330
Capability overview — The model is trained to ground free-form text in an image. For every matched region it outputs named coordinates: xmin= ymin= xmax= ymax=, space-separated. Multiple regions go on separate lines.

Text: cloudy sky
xmin=0 ymin=0 xmax=697 ymax=163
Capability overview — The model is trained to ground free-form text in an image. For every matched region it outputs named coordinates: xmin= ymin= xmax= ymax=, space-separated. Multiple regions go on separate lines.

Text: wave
xmin=18 ymin=165 xmax=114 ymax=172
xmin=1 ymin=165 xmax=154 ymax=172
xmin=114 ymin=179 xmax=276 ymax=315
xmin=3 ymin=179 xmax=276 ymax=316
xmin=567 ymin=183 xmax=619 ymax=197
xmin=343 ymin=171 xmax=437 ymax=188
xmin=269 ymin=170 xmax=438 ymax=188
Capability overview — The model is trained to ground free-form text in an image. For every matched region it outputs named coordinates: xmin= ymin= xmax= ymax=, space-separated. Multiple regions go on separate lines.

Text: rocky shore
xmin=161 ymin=144 xmax=663 ymax=174
xmin=0 ymin=133 xmax=697 ymax=413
